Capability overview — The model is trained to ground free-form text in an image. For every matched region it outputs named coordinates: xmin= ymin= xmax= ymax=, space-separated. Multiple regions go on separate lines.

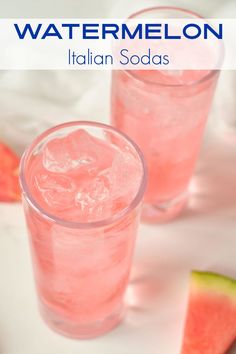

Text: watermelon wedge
xmin=0 ymin=142 xmax=21 ymax=202
xmin=181 ymin=271 xmax=236 ymax=354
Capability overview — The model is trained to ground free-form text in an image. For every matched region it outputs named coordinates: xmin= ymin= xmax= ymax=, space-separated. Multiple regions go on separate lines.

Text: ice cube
xmin=75 ymin=173 xmax=112 ymax=220
xmin=35 ymin=173 xmax=76 ymax=211
xmin=110 ymin=149 xmax=142 ymax=200
xmin=88 ymin=174 xmax=111 ymax=201
xmin=43 ymin=129 xmax=117 ymax=174
xmin=42 ymin=129 xmax=96 ymax=173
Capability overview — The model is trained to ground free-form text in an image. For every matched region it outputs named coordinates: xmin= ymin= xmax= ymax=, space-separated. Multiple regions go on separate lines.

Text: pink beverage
xmin=20 ymin=122 xmax=146 ymax=338
xmin=111 ymin=8 xmax=220 ymax=223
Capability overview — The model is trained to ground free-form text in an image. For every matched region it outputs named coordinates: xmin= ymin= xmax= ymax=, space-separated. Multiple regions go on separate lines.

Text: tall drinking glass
xmin=20 ymin=121 xmax=146 ymax=338
xmin=111 ymin=7 xmax=220 ymax=223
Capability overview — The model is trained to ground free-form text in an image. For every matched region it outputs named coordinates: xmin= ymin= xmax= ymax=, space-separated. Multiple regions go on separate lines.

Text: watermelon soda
xmin=111 ymin=7 xmax=220 ymax=223
xmin=19 ymin=122 xmax=146 ymax=338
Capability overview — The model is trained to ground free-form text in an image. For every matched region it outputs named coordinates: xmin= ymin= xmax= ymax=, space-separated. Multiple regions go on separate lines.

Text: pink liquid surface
xmin=112 ymin=69 xmax=219 ymax=222
xmin=23 ymin=127 xmax=143 ymax=338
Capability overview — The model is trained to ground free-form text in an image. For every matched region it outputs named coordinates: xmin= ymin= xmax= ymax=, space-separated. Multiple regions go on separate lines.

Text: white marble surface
xmin=0 ymin=0 xmax=236 ymax=353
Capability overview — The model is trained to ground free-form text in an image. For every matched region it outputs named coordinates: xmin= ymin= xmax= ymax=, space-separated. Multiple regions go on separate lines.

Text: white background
xmin=0 ymin=19 xmax=232 ymax=70
xmin=0 ymin=0 xmax=236 ymax=354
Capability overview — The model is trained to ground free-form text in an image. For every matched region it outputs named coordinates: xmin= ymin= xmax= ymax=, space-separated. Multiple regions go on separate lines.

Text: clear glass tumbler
xmin=20 ymin=121 xmax=146 ymax=338
xmin=111 ymin=7 xmax=220 ymax=223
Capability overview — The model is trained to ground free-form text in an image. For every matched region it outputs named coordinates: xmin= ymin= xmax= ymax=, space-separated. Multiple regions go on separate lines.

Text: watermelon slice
xmin=0 ymin=142 xmax=21 ymax=202
xmin=181 ymin=271 xmax=236 ymax=354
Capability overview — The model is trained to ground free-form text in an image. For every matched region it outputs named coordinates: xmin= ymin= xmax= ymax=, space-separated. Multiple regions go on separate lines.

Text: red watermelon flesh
xmin=181 ymin=271 xmax=236 ymax=354
xmin=0 ymin=142 xmax=21 ymax=202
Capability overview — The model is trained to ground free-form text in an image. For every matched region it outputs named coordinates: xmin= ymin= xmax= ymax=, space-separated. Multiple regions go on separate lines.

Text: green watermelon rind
xmin=191 ymin=270 xmax=236 ymax=298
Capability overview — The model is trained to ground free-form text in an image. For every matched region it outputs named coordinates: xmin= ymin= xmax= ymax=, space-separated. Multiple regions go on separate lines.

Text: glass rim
xmin=123 ymin=6 xmax=221 ymax=88
xmin=19 ymin=121 xmax=147 ymax=229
